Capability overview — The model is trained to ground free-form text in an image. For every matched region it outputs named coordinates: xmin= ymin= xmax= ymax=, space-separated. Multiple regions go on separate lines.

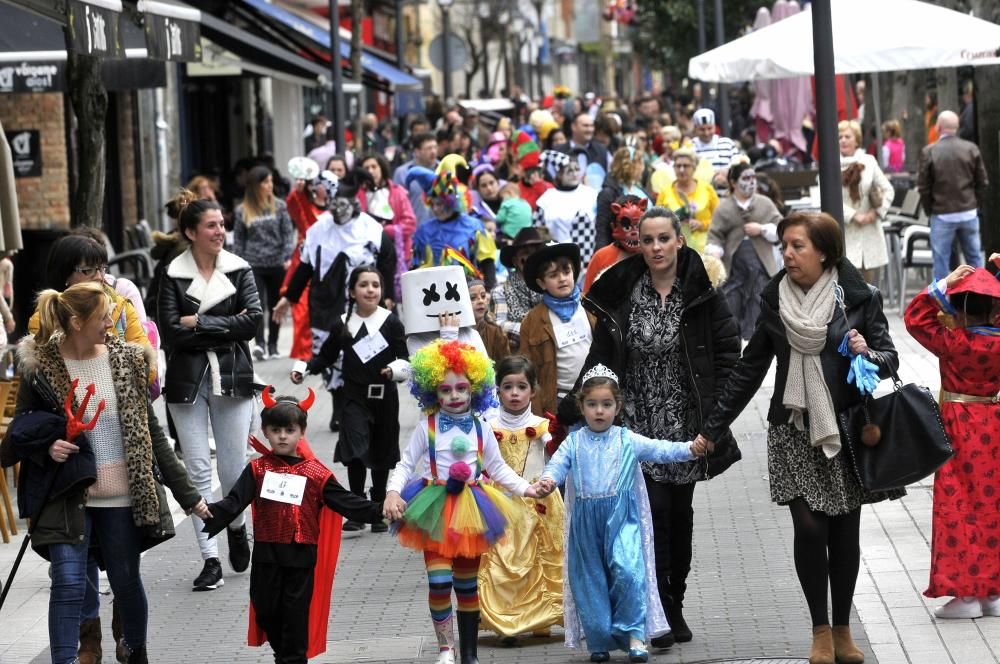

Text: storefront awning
xmin=238 ymin=0 xmax=422 ymax=92
xmin=197 ymin=11 xmax=330 ymax=86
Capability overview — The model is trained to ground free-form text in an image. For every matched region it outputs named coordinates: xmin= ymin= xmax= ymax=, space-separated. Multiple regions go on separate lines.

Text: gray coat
xmin=707 ymin=194 xmax=782 ymax=277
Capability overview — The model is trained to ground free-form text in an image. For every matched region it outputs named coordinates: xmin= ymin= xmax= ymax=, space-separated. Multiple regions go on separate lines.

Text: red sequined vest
xmin=251 ymin=455 xmax=331 ymax=544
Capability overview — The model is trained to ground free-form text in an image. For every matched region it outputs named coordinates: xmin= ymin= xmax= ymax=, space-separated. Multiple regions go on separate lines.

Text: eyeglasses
xmin=73 ymin=265 xmax=108 ymax=277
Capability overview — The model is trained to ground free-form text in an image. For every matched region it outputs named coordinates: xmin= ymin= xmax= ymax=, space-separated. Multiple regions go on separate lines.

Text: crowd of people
xmin=0 ymin=84 xmax=998 ymax=664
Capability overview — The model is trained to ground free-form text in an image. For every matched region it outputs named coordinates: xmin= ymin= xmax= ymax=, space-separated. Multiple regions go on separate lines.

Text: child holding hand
xmin=535 ymin=365 xmax=712 ymax=663
xmin=202 ymin=389 xmax=384 ymax=663
xmin=382 ymin=339 xmax=543 ymax=664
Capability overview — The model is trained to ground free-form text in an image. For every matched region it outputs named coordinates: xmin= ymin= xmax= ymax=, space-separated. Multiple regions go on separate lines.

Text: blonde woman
xmin=656 ymin=148 xmax=719 ymax=253
xmin=234 ymin=165 xmax=295 ymax=359
xmin=7 ymin=282 xmax=207 ymax=664
xmin=839 ymin=120 xmax=893 ymax=284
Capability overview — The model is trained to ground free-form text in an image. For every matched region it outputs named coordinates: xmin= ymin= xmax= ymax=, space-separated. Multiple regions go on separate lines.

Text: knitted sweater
xmin=65 ymin=353 xmax=128 ymax=507
xmin=233 ymin=199 xmax=296 ymax=268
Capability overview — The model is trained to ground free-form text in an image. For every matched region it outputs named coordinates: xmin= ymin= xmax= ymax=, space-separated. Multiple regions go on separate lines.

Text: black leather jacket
xmin=157 ymin=249 xmax=262 ymax=403
xmin=559 ymin=248 xmax=743 ymax=478
xmin=703 ymin=258 xmax=899 ymax=442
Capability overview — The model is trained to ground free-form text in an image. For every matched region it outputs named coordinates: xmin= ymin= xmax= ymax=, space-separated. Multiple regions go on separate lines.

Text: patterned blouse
xmin=621 ymin=272 xmax=704 ymax=484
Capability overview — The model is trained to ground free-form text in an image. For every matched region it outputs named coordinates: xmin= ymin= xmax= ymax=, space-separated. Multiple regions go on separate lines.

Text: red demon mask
xmin=610 ymin=197 xmax=648 ymax=254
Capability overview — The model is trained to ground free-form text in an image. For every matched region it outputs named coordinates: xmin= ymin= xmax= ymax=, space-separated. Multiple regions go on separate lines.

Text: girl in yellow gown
xmin=479 ymin=355 xmax=565 ymax=641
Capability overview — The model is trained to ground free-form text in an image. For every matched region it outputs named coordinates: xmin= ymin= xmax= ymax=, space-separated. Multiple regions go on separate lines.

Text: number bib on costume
xmin=553 ymin=316 xmax=590 ymax=349
xmin=261 ymin=471 xmax=307 ymax=505
xmin=353 ymin=331 xmax=389 ymax=363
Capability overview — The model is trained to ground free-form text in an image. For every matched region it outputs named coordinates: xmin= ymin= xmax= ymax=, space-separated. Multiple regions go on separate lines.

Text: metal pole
xmin=442 ymin=6 xmax=452 ymax=101
xmin=328 ymin=0 xmax=346 ymax=154
xmin=712 ymin=0 xmax=729 ymax=136
xmin=811 ymin=0 xmax=845 ymax=225
xmin=395 ymin=0 xmax=405 ymax=70
xmin=697 ymin=0 xmax=706 ymax=55
xmin=480 ymin=19 xmax=490 ymax=97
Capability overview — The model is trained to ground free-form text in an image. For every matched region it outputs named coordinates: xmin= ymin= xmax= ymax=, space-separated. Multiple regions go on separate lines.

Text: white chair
xmin=898 ymin=225 xmax=933 ymax=316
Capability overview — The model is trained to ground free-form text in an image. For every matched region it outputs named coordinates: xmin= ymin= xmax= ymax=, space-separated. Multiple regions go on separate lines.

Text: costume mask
xmin=400 ymin=266 xmax=476 ymax=334
xmin=609 ymin=197 xmax=648 ymax=254
xmin=737 ymin=171 xmax=757 ymax=197
xmin=556 ymin=161 xmax=582 ymax=188
xmin=331 ymin=196 xmax=357 ymax=225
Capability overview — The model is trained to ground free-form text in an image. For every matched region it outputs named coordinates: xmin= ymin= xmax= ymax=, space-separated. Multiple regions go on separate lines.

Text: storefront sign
xmin=67 ymin=0 xmax=124 ymax=57
xmin=144 ymin=10 xmax=202 ymax=62
xmin=0 ymin=62 xmax=65 ymax=93
xmin=5 ymin=130 xmax=41 ymax=178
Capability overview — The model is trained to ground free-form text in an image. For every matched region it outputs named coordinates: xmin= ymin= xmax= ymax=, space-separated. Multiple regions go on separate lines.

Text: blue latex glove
xmin=839 ymin=332 xmax=881 ymax=395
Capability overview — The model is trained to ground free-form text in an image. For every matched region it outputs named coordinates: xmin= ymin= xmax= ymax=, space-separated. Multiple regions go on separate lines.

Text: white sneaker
xmin=252 ymin=344 xmax=266 ymax=361
xmin=982 ymin=595 xmax=1000 ymax=617
xmin=935 ymin=597 xmax=983 ymax=619
xmin=434 ymin=648 xmax=455 ymax=664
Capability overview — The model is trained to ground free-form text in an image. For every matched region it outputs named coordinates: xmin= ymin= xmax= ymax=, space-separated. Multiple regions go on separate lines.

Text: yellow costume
xmin=478 ymin=412 xmax=564 ymax=637
xmin=655 ymin=179 xmax=719 ymax=254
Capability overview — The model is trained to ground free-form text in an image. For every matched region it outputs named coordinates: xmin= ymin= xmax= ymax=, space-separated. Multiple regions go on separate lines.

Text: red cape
xmin=247 ymin=436 xmax=343 ymax=659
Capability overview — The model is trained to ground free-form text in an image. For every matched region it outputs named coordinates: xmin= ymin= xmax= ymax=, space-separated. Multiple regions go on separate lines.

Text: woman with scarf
xmin=839 ymin=120 xmax=893 ymax=285
xmin=469 ymin=165 xmax=505 ymax=224
xmin=699 ymin=211 xmax=901 ymax=664
xmin=706 ymin=162 xmax=784 ymax=340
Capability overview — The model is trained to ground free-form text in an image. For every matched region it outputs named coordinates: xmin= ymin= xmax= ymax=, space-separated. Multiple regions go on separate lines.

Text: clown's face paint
xmin=556 ymin=161 xmax=582 ymax=188
xmin=437 ymin=371 xmax=472 ymax=414
xmin=737 ymin=170 xmax=757 ymax=197
xmin=430 ymin=198 xmax=453 ymax=220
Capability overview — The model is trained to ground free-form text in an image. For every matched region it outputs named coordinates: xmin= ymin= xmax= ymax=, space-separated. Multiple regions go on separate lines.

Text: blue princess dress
xmin=540 ymin=425 xmax=695 ymax=653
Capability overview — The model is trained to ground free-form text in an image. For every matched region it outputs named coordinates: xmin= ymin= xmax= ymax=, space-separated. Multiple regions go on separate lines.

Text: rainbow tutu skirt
xmin=392 ymin=478 xmax=519 ymax=558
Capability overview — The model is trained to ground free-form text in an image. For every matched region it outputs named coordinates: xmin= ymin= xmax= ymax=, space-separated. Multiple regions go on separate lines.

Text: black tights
xmin=788 ymin=498 xmax=861 ymax=627
xmin=346 ymin=460 xmax=389 ymax=503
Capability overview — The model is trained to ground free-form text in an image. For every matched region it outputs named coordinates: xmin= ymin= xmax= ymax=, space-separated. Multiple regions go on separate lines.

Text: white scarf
xmin=778 ymin=267 xmax=841 ymax=458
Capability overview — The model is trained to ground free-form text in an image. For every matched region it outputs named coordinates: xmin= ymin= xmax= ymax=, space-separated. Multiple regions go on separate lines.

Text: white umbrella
xmin=690 ymin=0 xmax=1000 ymax=82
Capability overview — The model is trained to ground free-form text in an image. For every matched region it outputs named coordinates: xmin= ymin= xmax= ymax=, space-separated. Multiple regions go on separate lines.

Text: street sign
xmin=428 ymin=32 xmax=467 ymax=72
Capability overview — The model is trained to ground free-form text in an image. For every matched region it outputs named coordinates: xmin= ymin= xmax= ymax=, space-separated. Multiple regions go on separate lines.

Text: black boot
xmin=456 ymin=611 xmax=481 ymax=664
xmin=126 ymin=644 xmax=148 ymax=664
xmin=329 ymin=390 xmax=339 ymax=432
xmin=666 ymin=603 xmax=692 ymax=643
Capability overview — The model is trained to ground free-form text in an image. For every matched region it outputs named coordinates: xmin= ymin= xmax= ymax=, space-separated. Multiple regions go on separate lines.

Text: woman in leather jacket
xmin=558 ymin=206 xmax=741 ymax=647
xmin=157 ymin=190 xmax=262 ymax=591
xmin=700 ymin=212 xmax=901 ymax=664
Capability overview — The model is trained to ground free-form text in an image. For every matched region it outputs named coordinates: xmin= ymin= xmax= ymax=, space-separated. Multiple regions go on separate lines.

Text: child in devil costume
xmin=583 ymin=195 xmax=647 ymax=292
xmin=201 ymin=387 xmax=384 ymax=663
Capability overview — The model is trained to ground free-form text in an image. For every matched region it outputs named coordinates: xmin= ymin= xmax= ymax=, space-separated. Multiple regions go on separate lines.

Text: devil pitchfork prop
xmin=0 ymin=380 xmax=105 ymax=613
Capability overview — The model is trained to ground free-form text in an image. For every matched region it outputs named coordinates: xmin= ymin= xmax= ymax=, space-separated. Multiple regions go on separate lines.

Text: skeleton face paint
xmin=556 ymin=161 xmax=582 ymax=188
xmin=737 ymin=171 xmax=757 ymax=197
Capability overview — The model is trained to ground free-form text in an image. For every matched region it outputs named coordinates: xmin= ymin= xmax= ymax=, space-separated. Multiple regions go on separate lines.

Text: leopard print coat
xmin=18 ymin=333 xmax=161 ymax=526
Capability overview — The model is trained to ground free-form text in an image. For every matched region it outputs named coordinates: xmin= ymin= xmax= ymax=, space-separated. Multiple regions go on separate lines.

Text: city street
xmin=2 ymin=314 xmax=1000 ymax=663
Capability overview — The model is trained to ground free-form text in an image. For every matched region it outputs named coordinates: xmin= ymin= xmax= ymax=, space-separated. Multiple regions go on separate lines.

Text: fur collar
xmin=167 ymin=249 xmax=249 ymax=313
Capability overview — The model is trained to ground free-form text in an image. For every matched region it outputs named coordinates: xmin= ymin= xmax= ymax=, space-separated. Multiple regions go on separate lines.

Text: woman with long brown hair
xmin=234 ymin=164 xmax=295 ymax=359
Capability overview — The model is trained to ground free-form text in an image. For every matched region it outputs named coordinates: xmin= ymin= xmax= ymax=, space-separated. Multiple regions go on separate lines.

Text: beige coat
xmin=0 ymin=117 xmax=23 ymax=251
xmin=841 ymin=151 xmax=893 ymax=270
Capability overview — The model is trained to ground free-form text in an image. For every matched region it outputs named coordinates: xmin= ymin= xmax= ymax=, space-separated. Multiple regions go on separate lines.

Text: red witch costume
xmin=904 ymin=269 xmax=1000 ymax=599
xmin=284 ymin=188 xmax=324 ymax=360
xmin=201 ymin=388 xmax=383 ymax=661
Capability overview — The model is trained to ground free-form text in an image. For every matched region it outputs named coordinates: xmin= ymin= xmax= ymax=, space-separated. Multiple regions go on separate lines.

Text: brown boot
xmin=832 ymin=625 xmax=865 ymax=663
xmin=810 ymin=625 xmax=835 ymax=664
xmin=78 ymin=617 xmax=103 ymax=664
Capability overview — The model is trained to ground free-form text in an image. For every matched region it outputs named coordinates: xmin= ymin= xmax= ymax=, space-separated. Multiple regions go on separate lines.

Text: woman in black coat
xmin=700 ymin=212 xmax=900 ymax=664
xmin=157 ymin=190 xmax=263 ymax=591
xmin=558 ymin=206 xmax=741 ymax=647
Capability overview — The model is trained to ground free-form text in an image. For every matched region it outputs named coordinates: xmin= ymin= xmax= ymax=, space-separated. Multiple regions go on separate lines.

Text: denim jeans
xmin=930 ymin=215 xmax=983 ymax=281
xmin=48 ymin=507 xmax=147 ymax=664
xmin=168 ymin=378 xmax=253 ymax=559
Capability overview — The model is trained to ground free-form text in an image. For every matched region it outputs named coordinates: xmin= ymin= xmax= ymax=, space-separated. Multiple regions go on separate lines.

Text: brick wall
xmin=0 ymin=92 xmax=70 ymax=229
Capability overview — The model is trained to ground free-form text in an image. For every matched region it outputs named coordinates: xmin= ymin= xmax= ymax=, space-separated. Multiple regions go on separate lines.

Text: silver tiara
xmin=582 ymin=364 xmax=619 ymax=385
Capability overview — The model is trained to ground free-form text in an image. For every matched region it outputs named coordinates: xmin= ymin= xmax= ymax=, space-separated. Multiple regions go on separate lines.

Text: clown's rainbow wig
xmin=409 ymin=339 xmax=497 ymax=414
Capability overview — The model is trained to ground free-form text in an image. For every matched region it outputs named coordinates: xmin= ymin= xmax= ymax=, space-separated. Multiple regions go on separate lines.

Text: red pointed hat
xmin=949 ymin=268 xmax=1000 ymax=299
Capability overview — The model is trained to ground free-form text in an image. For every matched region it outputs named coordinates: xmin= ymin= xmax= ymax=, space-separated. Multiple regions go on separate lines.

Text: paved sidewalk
xmin=2 ymin=314 xmax=999 ymax=663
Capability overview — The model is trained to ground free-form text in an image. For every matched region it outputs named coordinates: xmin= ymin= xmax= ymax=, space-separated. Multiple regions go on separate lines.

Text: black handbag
xmin=837 ymin=353 xmax=954 ymax=492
